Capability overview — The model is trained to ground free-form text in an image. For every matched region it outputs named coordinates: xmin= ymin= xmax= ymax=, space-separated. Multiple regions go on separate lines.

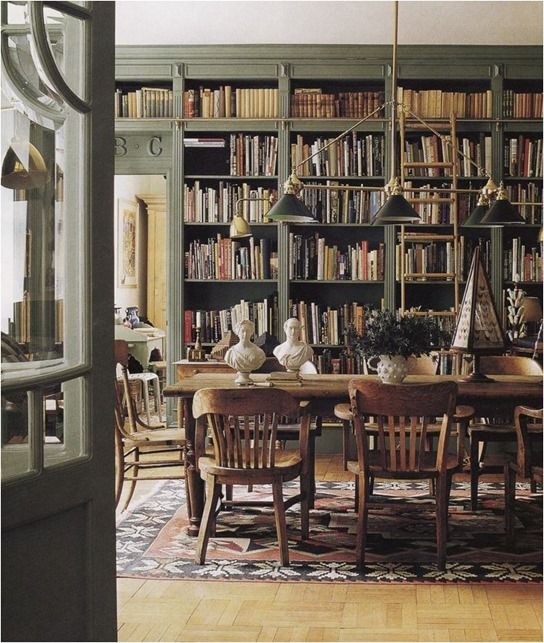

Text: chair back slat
xmin=350 ymin=380 xmax=458 ymax=475
xmin=398 ymin=416 xmax=407 ymax=470
xmin=387 ymin=416 xmax=396 ymax=471
xmin=409 ymin=416 xmax=418 ymax=470
xmin=193 ymin=388 xmax=301 ymax=471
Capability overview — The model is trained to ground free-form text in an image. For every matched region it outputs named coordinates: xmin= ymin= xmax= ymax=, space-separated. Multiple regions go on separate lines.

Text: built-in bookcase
xmin=114 ymin=45 xmax=542 ymax=376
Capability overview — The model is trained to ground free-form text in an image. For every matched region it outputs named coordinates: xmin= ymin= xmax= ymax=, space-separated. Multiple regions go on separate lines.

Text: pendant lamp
xmin=266 ymin=172 xmax=317 ymax=223
xmin=371 ymin=1 xmax=420 ymax=225
xmin=480 ymin=182 xmax=525 ymax=225
xmin=462 ymin=191 xmax=490 ymax=226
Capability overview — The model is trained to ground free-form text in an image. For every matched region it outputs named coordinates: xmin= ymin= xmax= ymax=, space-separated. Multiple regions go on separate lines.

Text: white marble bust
xmin=224 ymin=319 xmax=266 ymax=385
xmin=273 ymin=317 xmax=314 ymax=373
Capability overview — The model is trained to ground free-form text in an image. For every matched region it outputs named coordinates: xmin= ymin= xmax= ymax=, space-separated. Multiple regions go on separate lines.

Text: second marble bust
xmin=224 ymin=319 xmax=266 ymax=385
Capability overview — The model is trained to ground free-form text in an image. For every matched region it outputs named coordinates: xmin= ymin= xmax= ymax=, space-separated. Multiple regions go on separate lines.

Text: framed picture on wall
xmin=117 ymin=198 xmax=139 ymax=288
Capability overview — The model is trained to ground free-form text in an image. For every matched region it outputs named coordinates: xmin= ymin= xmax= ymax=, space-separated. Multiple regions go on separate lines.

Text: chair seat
xmin=126 ymin=427 xmax=185 ymax=443
xmin=471 ymin=422 xmax=542 ymax=436
xmin=198 ymin=453 xmax=302 ymax=483
xmin=334 ymin=402 xmax=352 ymax=422
xmin=347 ymin=451 xmax=459 ymax=478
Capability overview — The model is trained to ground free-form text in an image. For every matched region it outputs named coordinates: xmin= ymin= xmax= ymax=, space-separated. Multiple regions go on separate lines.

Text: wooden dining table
xmin=163 ymin=372 xmax=543 ymax=535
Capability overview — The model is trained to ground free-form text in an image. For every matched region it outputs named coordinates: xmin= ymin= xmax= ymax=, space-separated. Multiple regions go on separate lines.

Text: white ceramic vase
xmin=377 ymin=354 xmax=408 ymax=384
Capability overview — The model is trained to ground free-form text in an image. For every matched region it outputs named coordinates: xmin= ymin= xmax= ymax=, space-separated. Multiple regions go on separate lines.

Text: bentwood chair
xmin=114 ymin=340 xmax=185 ymax=511
xmin=192 ymin=387 xmax=311 ymax=566
xmin=504 ymin=406 xmax=543 ymax=547
xmin=348 ymin=379 xmax=460 ymax=570
xmin=469 ymin=355 xmax=543 ymax=510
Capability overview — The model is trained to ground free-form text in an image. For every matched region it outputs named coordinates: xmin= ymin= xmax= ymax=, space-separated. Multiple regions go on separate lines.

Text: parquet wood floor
xmin=117 ymin=454 xmax=543 ymax=642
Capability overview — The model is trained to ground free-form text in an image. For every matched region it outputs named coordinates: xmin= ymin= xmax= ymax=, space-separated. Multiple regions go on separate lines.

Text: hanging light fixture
xmin=229 ymin=198 xmax=253 ymax=239
xmin=480 ymin=181 xmax=525 ymax=224
xmin=371 ymin=1 xmax=419 ymax=225
xmin=266 ymin=172 xmax=317 ymax=223
xmin=1 ymin=138 xmax=48 ymax=190
xmin=462 ymin=191 xmax=490 ymax=226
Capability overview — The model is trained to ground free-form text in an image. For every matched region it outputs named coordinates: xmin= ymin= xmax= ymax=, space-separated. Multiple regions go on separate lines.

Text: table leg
xmin=183 ymin=398 xmax=204 ymax=536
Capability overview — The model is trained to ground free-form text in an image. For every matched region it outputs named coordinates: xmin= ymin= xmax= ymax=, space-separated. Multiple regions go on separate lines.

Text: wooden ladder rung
xmin=401 ymin=234 xmax=455 ymax=241
xmin=404 ymin=273 xmax=456 ymax=278
xmin=406 ymin=197 xmax=455 ymax=204
xmin=403 ymin=162 xmax=454 ymax=168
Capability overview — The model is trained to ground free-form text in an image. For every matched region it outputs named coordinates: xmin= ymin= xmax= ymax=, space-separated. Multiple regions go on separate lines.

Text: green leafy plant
xmin=352 ymin=309 xmax=442 ymax=359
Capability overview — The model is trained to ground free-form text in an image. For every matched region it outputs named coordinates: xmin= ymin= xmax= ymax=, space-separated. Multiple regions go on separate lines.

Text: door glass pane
xmin=1 ymin=107 xmax=66 ymax=366
xmin=41 ymin=6 xmax=88 ymax=104
xmin=1 ymin=392 xmax=31 ymax=479
xmin=44 ymin=376 xmax=86 ymax=468
xmin=1 ymin=1 xmax=89 ymax=480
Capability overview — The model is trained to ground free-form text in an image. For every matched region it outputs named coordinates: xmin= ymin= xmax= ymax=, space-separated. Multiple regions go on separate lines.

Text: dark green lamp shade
xmin=463 ymin=203 xmax=489 ymax=226
xmin=372 ymin=194 xmax=420 ymax=225
xmin=266 ymin=193 xmax=317 ymax=223
xmin=480 ymin=198 xmax=525 ymax=225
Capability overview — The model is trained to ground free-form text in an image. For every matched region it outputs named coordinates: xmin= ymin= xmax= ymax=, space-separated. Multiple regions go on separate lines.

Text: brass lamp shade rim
xmin=1 ymin=141 xmax=49 ymax=190
xmin=229 ymin=214 xmax=252 ymax=239
xmin=480 ymin=198 xmax=525 ymax=225
xmin=372 ymin=194 xmax=421 ymax=225
xmin=266 ymin=193 xmax=317 ymax=223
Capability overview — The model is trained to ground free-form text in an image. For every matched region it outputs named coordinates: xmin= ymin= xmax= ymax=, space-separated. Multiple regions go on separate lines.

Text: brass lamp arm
xmin=402 ymin=105 xmax=491 ymax=180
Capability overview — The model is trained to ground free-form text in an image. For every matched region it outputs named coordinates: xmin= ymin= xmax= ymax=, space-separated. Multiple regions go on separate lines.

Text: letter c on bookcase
xmin=147 ymin=136 xmax=163 ymax=157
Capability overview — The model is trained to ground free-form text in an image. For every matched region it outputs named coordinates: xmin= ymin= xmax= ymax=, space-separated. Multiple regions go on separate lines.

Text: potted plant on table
xmin=352 ymin=309 xmax=442 ymax=383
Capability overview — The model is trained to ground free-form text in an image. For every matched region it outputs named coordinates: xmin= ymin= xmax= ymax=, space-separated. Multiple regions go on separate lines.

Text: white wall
xmin=116 ymin=0 xmax=543 ymax=46
xmin=114 ymin=175 xmax=166 ymax=319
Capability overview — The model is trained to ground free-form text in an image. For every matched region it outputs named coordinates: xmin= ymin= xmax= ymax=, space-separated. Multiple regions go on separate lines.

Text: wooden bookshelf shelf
xmin=114 ymin=44 xmax=542 ymax=374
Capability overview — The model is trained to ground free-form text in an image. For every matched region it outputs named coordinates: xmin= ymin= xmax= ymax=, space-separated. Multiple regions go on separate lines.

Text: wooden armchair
xmin=504 ymin=405 xmax=543 ymax=547
xmin=192 ymin=387 xmax=311 ymax=566
xmin=348 ymin=379 xmax=460 ymax=570
xmin=114 ymin=340 xmax=185 ymax=511
xmin=469 ymin=355 xmax=543 ymax=510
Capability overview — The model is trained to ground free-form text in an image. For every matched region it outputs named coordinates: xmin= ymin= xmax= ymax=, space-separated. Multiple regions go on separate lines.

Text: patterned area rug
xmin=117 ymin=479 xmax=542 ymax=583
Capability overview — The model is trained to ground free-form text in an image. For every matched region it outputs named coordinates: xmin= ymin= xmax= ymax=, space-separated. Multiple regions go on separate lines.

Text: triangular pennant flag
xmin=451 ymin=246 xmax=505 ymax=353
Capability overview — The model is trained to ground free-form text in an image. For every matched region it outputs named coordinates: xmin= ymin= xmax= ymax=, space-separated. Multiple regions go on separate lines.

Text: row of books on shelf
xmin=183 ymin=183 xmax=277 ymax=223
xmin=185 ymin=236 xmax=278 ymax=281
xmin=115 ymin=87 xmax=173 ymax=118
xmin=183 ymin=87 xmax=279 ymax=118
xmin=403 ymin=134 xmax=453 ymax=177
xmin=114 ymin=86 xmax=542 ymax=121
xmin=311 ymin=348 xmax=457 ymax=376
xmin=505 ymin=182 xmax=542 ymax=224
xmin=396 ymin=242 xmax=458 ymax=281
xmin=458 ymin=136 xmax=492 ymax=177
xmin=290 ymin=89 xmax=385 ymax=119
xmin=502 ymin=90 xmax=543 ymax=119
xmin=184 ymin=296 xmax=279 ymax=343
xmin=228 ymin=134 xmax=278 ymax=177
xmin=289 ymin=300 xmax=367 ymax=346
xmin=503 ymin=136 xmax=543 ymax=178
xmin=397 ymin=87 xmax=493 ymax=119
xmin=503 ymin=238 xmax=542 ymax=283
xmin=291 ymin=133 xmax=384 ymax=177
xmin=289 ymin=233 xmax=385 ymax=281
xmin=403 ymin=182 xmax=455 ymax=224
xmin=300 ymin=183 xmax=384 ymax=224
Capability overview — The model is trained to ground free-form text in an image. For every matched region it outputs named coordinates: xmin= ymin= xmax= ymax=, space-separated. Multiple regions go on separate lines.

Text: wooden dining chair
xmin=469 ymin=355 xmax=543 ymax=510
xmin=504 ymin=405 xmax=543 ymax=547
xmin=114 ymin=340 xmax=186 ymax=511
xmin=192 ymin=387 xmax=311 ymax=566
xmin=348 ymin=379 xmax=460 ymax=570
xmin=335 ymin=354 xmax=449 ymax=470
